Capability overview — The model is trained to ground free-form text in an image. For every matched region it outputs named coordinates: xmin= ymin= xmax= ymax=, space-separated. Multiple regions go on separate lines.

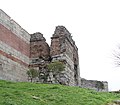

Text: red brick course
xmin=0 ymin=49 xmax=28 ymax=67
xmin=0 ymin=24 xmax=30 ymax=57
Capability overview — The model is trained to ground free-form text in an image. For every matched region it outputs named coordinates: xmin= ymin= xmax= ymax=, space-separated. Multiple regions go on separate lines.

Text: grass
xmin=0 ymin=80 xmax=120 ymax=105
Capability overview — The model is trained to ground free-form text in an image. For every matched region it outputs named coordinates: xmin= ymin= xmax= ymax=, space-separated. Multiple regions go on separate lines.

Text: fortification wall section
xmin=0 ymin=54 xmax=28 ymax=81
xmin=0 ymin=40 xmax=29 ymax=65
xmin=0 ymin=24 xmax=30 ymax=57
xmin=64 ymin=38 xmax=80 ymax=86
xmin=51 ymin=54 xmax=76 ymax=86
xmin=81 ymin=78 xmax=108 ymax=91
xmin=0 ymin=9 xmax=30 ymax=81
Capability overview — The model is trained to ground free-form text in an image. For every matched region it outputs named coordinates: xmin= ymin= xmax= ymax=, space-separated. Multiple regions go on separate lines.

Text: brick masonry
xmin=0 ymin=24 xmax=30 ymax=57
xmin=0 ymin=54 xmax=28 ymax=81
xmin=50 ymin=26 xmax=81 ymax=86
xmin=0 ymin=9 xmax=30 ymax=81
xmin=30 ymin=32 xmax=50 ymax=60
xmin=0 ymin=40 xmax=29 ymax=64
xmin=0 ymin=49 xmax=28 ymax=67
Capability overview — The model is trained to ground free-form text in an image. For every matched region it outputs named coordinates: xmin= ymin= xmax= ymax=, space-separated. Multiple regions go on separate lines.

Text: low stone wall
xmin=81 ymin=78 xmax=108 ymax=91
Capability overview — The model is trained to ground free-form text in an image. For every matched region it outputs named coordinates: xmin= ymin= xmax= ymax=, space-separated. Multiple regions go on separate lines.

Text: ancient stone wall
xmin=0 ymin=54 xmax=27 ymax=81
xmin=0 ymin=9 xmax=30 ymax=81
xmin=0 ymin=9 xmax=108 ymax=91
xmin=81 ymin=78 xmax=108 ymax=91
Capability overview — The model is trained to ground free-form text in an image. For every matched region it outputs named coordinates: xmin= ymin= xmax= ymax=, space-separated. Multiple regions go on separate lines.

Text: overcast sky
xmin=1 ymin=0 xmax=120 ymax=91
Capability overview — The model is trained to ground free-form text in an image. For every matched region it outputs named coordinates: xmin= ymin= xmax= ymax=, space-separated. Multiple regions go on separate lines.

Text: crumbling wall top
xmin=30 ymin=32 xmax=46 ymax=42
xmin=52 ymin=26 xmax=78 ymax=51
xmin=53 ymin=26 xmax=71 ymax=37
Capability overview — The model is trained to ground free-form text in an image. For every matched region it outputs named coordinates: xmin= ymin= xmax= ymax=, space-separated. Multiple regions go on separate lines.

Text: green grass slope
xmin=0 ymin=80 xmax=120 ymax=105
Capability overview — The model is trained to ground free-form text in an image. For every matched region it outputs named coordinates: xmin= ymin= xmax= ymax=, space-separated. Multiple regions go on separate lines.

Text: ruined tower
xmin=50 ymin=26 xmax=81 ymax=86
xmin=30 ymin=32 xmax=50 ymax=82
xmin=30 ymin=32 xmax=50 ymax=66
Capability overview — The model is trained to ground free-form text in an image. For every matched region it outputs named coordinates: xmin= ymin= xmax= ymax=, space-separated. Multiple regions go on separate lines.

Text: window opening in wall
xmin=74 ymin=64 xmax=78 ymax=85
xmin=0 ymin=63 xmax=3 ymax=71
